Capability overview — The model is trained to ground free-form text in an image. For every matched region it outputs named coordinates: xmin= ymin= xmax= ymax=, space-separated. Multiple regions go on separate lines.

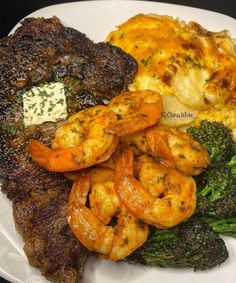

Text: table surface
xmin=0 ymin=0 xmax=236 ymax=283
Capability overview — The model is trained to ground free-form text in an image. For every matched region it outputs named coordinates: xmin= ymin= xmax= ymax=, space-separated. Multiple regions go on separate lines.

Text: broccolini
xmin=227 ymin=153 xmax=236 ymax=174
xmin=127 ymin=219 xmax=228 ymax=270
xmin=196 ymin=162 xmax=236 ymax=217
xmin=187 ymin=120 xmax=234 ymax=163
xmin=187 ymin=121 xmax=236 ymax=218
xmin=202 ymin=216 xmax=236 ymax=238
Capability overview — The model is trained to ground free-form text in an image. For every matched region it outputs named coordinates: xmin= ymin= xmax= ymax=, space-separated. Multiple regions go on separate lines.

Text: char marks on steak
xmin=0 ymin=17 xmax=137 ymax=282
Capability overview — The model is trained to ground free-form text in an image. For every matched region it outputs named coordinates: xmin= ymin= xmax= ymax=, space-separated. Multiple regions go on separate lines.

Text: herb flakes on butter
xmin=23 ymin=82 xmax=68 ymax=127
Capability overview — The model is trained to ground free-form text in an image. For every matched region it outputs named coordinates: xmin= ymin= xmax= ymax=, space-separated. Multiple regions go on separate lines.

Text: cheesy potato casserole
xmin=107 ymin=14 xmax=236 ymax=132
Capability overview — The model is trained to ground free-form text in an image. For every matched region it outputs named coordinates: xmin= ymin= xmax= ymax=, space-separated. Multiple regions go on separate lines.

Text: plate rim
xmin=2 ymin=1 xmax=236 ymax=283
xmin=9 ymin=0 xmax=236 ymax=35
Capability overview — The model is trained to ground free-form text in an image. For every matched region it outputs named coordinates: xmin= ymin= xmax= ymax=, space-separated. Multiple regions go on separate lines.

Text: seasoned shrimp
xmin=64 ymin=166 xmax=115 ymax=183
xmin=122 ymin=125 xmax=209 ymax=175
xmin=146 ymin=125 xmax=210 ymax=175
xmin=67 ymin=171 xmax=149 ymax=261
xmin=90 ymin=181 xmax=120 ymax=225
xmin=28 ymin=106 xmax=119 ymax=172
xmin=115 ymin=148 xmax=197 ymax=228
xmin=121 ymin=131 xmax=149 ymax=156
xmin=105 ymin=90 xmax=163 ymax=136
xmin=97 ymin=149 xmax=121 ymax=170
xmin=134 ymin=155 xmax=166 ymax=197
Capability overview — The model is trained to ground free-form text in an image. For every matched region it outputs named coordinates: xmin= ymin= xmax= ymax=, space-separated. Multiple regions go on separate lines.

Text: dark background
xmin=0 ymin=0 xmax=235 ymax=283
xmin=0 ymin=0 xmax=236 ymax=38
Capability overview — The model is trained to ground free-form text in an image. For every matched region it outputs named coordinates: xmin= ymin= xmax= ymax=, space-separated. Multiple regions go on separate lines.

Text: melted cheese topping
xmin=23 ymin=82 xmax=67 ymax=127
xmin=195 ymin=103 xmax=236 ymax=129
xmin=107 ymin=14 xmax=236 ymax=129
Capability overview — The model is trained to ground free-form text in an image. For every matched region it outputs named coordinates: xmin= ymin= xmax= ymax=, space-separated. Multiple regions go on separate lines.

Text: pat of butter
xmin=23 ymin=82 xmax=68 ymax=127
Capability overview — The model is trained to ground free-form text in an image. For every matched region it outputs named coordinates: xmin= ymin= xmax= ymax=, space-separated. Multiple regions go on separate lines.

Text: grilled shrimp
xmin=89 ymin=177 xmax=150 ymax=261
xmin=115 ymin=148 xmax=197 ymax=228
xmin=146 ymin=125 xmax=209 ymax=175
xmin=90 ymin=181 xmax=120 ymax=225
xmin=28 ymin=106 xmax=119 ymax=172
xmin=64 ymin=166 xmax=115 ymax=184
xmin=105 ymin=90 xmax=163 ymax=136
xmin=67 ymin=170 xmax=149 ymax=261
xmin=121 ymin=131 xmax=149 ymax=156
xmin=122 ymin=125 xmax=209 ymax=175
xmin=97 ymin=149 xmax=121 ymax=170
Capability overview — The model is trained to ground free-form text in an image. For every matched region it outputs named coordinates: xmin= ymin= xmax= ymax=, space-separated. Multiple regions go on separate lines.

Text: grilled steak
xmin=0 ymin=17 xmax=137 ymax=282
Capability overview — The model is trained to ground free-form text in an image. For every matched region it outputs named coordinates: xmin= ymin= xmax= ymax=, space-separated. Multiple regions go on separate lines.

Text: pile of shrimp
xmin=28 ymin=89 xmax=210 ymax=261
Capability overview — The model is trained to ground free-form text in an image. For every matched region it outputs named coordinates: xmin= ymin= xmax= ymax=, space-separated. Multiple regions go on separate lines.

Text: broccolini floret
xmin=187 ymin=121 xmax=236 ymax=217
xmin=127 ymin=219 xmax=228 ymax=270
xmin=187 ymin=120 xmax=234 ymax=163
xmin=196 ymin=162 xmax=236 ymax=217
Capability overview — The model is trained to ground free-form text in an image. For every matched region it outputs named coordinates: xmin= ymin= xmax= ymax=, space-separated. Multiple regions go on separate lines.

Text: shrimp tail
xmin=70 ymin=172 xmax=90 ymax=204
xmin=28 ymin=139 xmax=83 ymax=172
xmin=146 ymin=131 xmax=175 ymax=167
xmin=115 ymin=148 xmax=154 ymax=217
xmin=115 ymin=147 xmax=134 ymax=178
xmin=67 ymin=173 xmax=114 ymax=254
xmin=28 ymin=139 xmax=52 ymax=168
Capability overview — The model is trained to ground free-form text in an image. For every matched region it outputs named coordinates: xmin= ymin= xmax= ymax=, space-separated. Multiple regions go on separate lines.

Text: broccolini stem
xmin=198 ymin=186 xmax=228 ymax=202
xmin=231 ymin=167 xmax=236 ymax=175
xmin=198 ymin=186 xmax=222 ymax=202
xmin=198 ymin=186 xmax=212 ymax=197
xmin=227 ymin=155 xmax=236 ymax=175
xmin=210 ymin=147 xmax=220 ymax=161
xmin=204 ymin=217 xmax=236 ymax=238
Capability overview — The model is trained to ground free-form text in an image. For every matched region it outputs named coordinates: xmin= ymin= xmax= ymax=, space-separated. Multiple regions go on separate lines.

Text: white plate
xmin=1 ymin=1 xmax=236 ymax=283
